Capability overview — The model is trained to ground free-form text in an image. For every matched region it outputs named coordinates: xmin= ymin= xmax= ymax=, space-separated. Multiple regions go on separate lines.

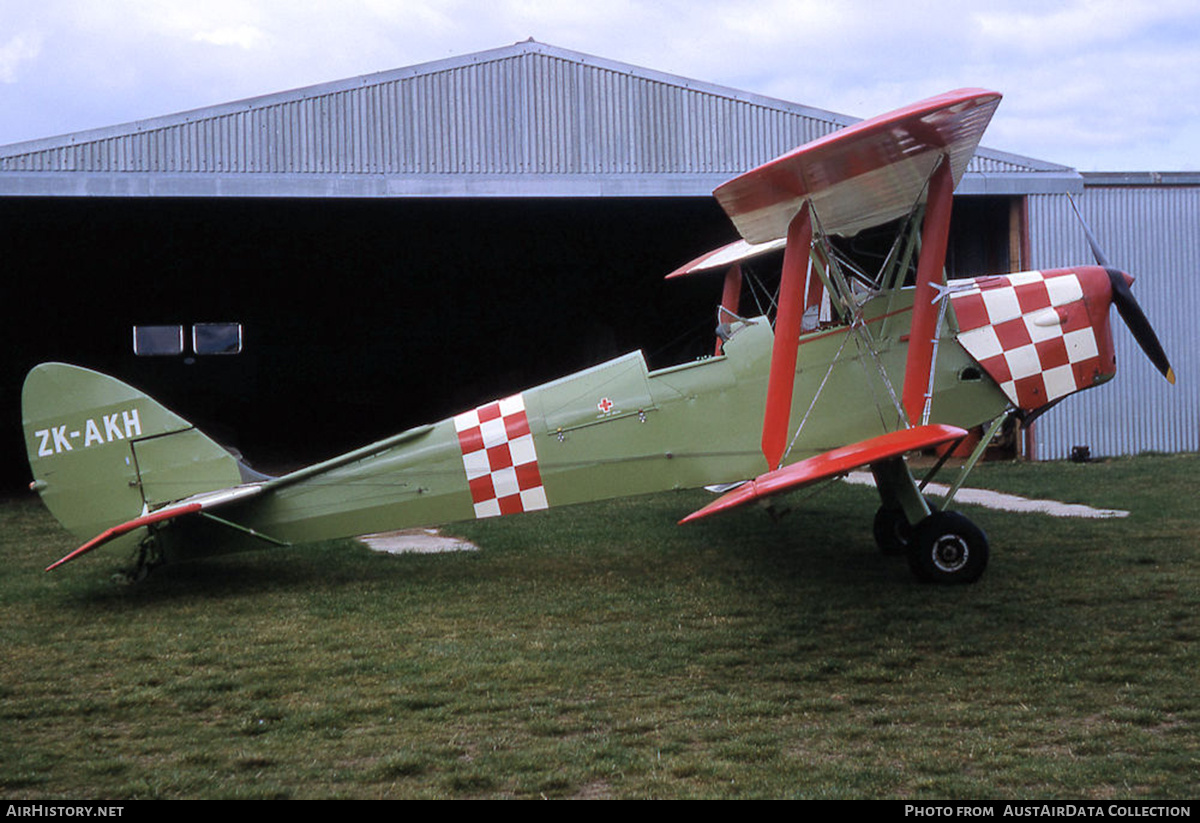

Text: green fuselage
xmin=164 ymin=290 xmax=1008 ymax=561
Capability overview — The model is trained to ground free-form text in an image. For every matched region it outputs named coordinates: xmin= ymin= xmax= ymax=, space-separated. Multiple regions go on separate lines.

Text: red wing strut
xmin=901 ymin=157 xmax=955 ymax=425
xmin=761 ymin=204 xmax=813 ymax=470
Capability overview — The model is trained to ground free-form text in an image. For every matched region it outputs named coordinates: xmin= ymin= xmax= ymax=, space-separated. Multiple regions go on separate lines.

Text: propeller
xmin=1068 ymin=196 xmax=1176 ymax=384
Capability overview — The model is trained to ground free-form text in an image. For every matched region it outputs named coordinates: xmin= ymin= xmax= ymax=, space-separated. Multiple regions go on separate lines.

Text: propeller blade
xmin=1107 ymin=268 xmax=1176 ymax=384
xmin=1068 ymin=195 xmax=1111 ymax=267
xmin=1067 ymin=195 xmax=1174 ymax=384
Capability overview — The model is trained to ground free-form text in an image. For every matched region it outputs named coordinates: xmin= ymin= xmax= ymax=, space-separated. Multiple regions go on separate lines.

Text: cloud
xmin=0 ymin=33 xmax=42 ymax=83
xmin=192 ymin=25 xmax=269 ymax=50
xmin=0 ymin=0 xmax=1198 ymax=168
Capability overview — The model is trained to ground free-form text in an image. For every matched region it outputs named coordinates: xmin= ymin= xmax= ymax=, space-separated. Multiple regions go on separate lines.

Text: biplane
xmin=23 ymin=89 xmax=1174 ymax=584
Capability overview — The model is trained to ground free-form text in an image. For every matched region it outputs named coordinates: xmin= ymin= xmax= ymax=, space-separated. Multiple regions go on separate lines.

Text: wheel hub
xmin=931 ymin=534 xmax=969 ymax=573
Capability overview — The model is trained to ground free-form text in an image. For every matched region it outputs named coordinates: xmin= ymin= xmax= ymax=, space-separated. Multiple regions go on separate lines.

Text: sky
xmin=1 ymin=0 xmax=1198 ymax=171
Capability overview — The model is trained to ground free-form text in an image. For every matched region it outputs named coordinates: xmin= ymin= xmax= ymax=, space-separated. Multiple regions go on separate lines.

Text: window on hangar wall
xmin=133 ymin=323 xmax=242 ymax=357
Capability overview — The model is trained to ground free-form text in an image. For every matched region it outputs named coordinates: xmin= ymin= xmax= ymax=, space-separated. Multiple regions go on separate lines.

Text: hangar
xmin=1 ymin=40 xmax=1194 ymax=490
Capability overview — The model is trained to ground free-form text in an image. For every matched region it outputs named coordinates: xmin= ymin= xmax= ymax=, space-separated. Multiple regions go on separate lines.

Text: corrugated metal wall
xmin=0 ymin=43 xmax=1046 ymax=182
xmin=1027 ymin=187 xmax=1200 ymax=458
xmin=0 ymin=52 xmax=837 ymax=176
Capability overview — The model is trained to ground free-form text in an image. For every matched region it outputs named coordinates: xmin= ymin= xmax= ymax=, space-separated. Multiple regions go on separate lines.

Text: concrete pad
xmin=358 ymin=528 xmax=479 ymax=554
xmin=843 ymin=472 xmax=1129 ymax=519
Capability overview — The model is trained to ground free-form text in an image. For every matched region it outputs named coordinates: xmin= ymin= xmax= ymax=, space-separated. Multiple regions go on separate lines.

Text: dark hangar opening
xmin=1 ymin=193 xmax=1021 ymax=491
xmin=1 ymin=196 xmax=738 ymax=489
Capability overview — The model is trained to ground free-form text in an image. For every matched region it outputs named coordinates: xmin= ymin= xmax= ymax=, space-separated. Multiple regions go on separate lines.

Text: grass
xmin=1 ymin=454 xmax=1197 ymax=799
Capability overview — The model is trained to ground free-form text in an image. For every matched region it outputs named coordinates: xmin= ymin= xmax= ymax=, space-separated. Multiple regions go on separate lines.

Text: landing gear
xmin=906 ymin=511 xmax=988 ymax=584
xmin=873 ymin=497 xmax=937 ymax=556
xmin=873 ymin=505 xmax=913 ymax=556
xmin=870 ymin=456 xmax=989 ymax=584
xmin=113 ymin=533 xmax=164 ymax=584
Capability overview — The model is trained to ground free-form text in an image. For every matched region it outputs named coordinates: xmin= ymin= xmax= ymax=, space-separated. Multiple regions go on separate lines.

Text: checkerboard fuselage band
xmin=453 ymin=394 xmax=548 ymax=519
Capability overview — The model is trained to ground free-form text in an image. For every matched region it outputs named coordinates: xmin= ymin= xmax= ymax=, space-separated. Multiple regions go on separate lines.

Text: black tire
xmin=907 ymin=511 xmax=988 ymax=584
xmin=873 ymin=506 xmax=912 ymax=556
xmin=873 ymin=496 xmax=938 ymax=556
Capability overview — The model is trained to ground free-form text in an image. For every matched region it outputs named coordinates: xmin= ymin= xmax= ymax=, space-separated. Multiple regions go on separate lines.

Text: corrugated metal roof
xmin=0 ymin=40 xmax=1077 ymax=198
xmin=1028 ymin=186 xmax=1200 ymax=459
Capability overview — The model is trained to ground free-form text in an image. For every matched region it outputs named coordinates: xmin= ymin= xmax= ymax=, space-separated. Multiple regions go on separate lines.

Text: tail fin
xmin=22 ymin=363 xmax=244 ymax=543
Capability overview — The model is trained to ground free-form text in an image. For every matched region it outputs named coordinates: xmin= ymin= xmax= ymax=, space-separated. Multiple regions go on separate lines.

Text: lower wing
xmin=679 ymin=424 xmax=967 ymax=523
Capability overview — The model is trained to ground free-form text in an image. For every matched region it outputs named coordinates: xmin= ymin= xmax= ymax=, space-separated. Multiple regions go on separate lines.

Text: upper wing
xmin=665 ymin=237 xmax=788 ymax=279
xmin=679 ymin=424 xmax=967 ymax=524
xmin=714 ymin=89 xmax=1001 ymax=244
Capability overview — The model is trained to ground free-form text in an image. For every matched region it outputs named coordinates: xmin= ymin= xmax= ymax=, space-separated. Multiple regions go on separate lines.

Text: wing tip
xmin=45 ymin=534 xmax=111 ymax=572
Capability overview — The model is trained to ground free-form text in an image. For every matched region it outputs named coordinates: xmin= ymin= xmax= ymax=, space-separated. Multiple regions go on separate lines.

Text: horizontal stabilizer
xmin=679 ymin=424 xmax=967 ymax=524
xmin=45 ymin=484 xmax=265 ymax=571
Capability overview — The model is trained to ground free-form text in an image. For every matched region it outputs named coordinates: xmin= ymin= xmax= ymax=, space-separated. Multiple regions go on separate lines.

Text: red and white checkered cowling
xmin=948 ymin=266 xmax=1118 ymax=412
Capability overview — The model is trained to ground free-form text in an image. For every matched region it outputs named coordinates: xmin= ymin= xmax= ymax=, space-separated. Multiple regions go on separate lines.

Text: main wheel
xmin=907 ymin=511 xmax=988 ymax=584
xmin=873 ymin=497 xmax=938 ymax=556
xmin=873 ymin=506 xmax=912 ymax=556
